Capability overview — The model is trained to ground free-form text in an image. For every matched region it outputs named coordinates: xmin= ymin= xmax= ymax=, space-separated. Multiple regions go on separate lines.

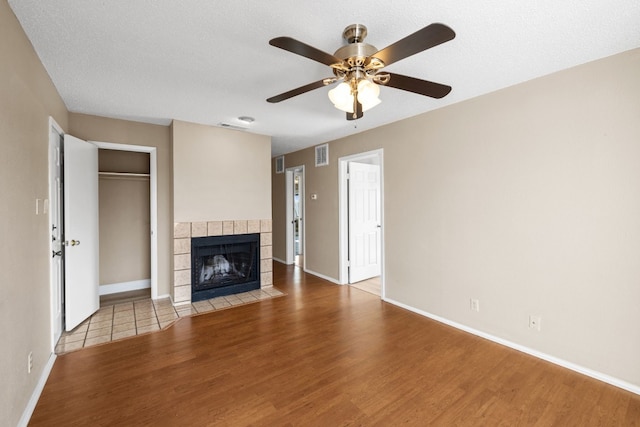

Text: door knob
xmin=65 ymin=240 xmax=81 ymax=246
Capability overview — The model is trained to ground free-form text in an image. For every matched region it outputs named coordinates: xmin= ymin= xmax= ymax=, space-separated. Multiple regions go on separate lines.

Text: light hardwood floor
xmin=30 ymin=263 xmax=640 ymax=425
xmin=350 ymin=275 xmax=381 ymax=297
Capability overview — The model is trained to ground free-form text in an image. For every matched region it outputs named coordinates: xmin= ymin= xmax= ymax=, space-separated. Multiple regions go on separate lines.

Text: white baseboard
xmin=383 ymin=297 xmax=640 ymax=396
xmin=272 ymin=257 xmax=287 ymax=265
xmin=303 ymin=269 xmax=341 ymax=285
xmin=99 ymin=279 xmax=151 ymax=296
xmin=18 ymin=352 xmax=57 ymax=427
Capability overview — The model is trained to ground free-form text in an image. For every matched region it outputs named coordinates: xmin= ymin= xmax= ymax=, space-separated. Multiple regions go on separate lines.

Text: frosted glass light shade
xmin=334 ymin=101 xmax=354 ymax=113
xmin=329 ymin=79 xmax=381 ymax=114
xmin=328 ymin=82 xmax=352 ymax=106
xmin=357 ymin=79 xmax=381 ymax=111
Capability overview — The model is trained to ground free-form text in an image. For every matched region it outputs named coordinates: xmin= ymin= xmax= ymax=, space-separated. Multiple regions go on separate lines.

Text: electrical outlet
xmin=28 ymin=352 xmax=33 ymax=374
xmin=470 ymin=299 xmax=480 ymax=312
xmin=529 ymin=315 xmax=542 ymax=331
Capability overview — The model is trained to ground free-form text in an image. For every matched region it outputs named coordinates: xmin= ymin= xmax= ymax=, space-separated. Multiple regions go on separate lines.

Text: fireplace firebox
xmin=191 ymin=233 xmax=260 ymax=302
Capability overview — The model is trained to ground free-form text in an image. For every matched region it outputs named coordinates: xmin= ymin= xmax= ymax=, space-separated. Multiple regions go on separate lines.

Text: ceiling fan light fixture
xmin=356 ymin=79 xmax=381 ymax=111
xmin=328 ymin=82 xmax=353 ymax=108
xmin=334 ymin=101 xmax=355 ymax=113
xmin=361 ymin=96 xmax=381 ymax=112
xmin=268 ymin=22 xmax=455 ymax=120
xmin=329 ymin=78 xmax=381 ymax=115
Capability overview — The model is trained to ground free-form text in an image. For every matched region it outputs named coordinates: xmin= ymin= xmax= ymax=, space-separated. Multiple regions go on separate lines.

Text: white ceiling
xmin=8 ymin=0 xmax=640 ymax=156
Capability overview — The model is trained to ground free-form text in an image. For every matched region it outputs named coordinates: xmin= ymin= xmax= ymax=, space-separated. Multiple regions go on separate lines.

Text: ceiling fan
xmin=266 ymin=23 xmax=456 ymax=120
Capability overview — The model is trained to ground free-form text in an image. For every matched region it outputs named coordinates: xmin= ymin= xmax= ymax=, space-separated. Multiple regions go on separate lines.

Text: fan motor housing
xmin=343 ymin=24 xmax=367 ymax=43
xmin=333 ymin=24 xmax=382 ymax=72
xmin=334 ymin=42 xmax=378 ymax=62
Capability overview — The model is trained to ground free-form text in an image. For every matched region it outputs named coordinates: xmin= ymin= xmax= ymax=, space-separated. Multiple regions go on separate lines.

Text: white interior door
xmin=64 ymin=134 xmax=100 ymax=331
xmin=49 ymin=124 xmax=63 ymax=346
xmin=293 ymin=169 xmax=304 ymax=264
xmin=348 ymin=162 xmax=382 ymax=283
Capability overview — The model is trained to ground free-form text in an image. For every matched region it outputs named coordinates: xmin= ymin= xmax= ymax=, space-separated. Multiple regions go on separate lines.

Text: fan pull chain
xmin=351 ymin=79 xmax=358 ymax=119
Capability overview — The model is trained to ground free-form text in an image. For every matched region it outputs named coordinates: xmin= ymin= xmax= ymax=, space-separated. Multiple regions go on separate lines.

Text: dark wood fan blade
xmin=372 ymin=23 xmax=455 ymax=67
xmin=270 ymin=37 xmax=343 ymax=66
xmin=384 ymin=73 xmax=452 ymax=99
xmin=267 ymin=79 xmax=333 ymax=103
xmin=346 ymin=101 xmax=363 ymax=121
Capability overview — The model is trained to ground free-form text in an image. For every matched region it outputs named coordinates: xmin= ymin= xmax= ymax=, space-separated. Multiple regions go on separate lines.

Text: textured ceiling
xmin=8 ymin=0 xmax=640 ymax=156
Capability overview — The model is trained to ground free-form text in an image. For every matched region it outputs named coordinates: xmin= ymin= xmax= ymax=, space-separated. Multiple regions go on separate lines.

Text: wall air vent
xmin=275 ymin=156 xmax=285 ymax=174
xmin=315 ymin=143 xmax=329 ymax=167
xmin=217 ymin=122 xmax=247 ymax=131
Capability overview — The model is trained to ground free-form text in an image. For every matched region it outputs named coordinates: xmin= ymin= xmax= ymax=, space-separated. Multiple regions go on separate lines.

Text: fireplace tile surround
xmin=173 ymin=219 xmax=272 ymax=305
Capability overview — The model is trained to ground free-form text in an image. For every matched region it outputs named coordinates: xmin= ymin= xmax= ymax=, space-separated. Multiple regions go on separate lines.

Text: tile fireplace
xmin=173 ymin=219 xmax=272 ymax=305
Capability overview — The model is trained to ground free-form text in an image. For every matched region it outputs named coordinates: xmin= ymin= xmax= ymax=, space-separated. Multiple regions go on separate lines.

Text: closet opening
xmin=98 ymin=149 xmax=152 ymax=306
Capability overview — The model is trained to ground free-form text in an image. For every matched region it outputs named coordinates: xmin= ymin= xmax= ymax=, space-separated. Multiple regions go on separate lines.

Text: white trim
xmin=92 ymin=141 xmax=159 ymax=299
xmin=17 ymin=353 xmax=57 ymax=427
xmin=171 ymin=297 xmax=191 ymax=307
xmin=273 ymin=257 xmax=287 ymax=264
xmin=338 ymin=149 xmax=385 ymax=298
xmin=285 ymin=170 xmax=293 ymax=264
xmin=149 ymin=149 xmax=158 ymax=299
xmin=304 ymin=268 xmax=341 ymax=285
xmin=384 ymin=297 xmax=640 ymax=396
xmin=48 ymin=116 xmax=64 ymax=136
xmin=99 ymin=279 xmax=151 ymax=296
xmin=285 ymin=165 xmax=304 ymax=266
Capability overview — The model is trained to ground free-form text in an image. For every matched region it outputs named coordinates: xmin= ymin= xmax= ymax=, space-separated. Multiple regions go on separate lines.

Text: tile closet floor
xmin=56 ymin=287 xmax=285 ymax=354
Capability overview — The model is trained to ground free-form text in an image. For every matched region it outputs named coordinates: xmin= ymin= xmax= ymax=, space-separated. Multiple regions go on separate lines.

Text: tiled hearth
xmin=55 ymin=287 xmax=285 ymax=354
xmin=173 ymin=219 xmax=273 ymax=305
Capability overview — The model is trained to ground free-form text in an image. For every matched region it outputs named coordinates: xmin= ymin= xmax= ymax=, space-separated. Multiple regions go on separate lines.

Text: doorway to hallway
xmin=339 ymin=149 xmax=384 ymax=298
xmin=285 ymin=166 xmax=305 ymax=268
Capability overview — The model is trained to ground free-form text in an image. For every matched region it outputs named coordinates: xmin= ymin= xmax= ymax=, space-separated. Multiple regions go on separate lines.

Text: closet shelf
xmin=99 ymin=172 xmax=150 ymax=178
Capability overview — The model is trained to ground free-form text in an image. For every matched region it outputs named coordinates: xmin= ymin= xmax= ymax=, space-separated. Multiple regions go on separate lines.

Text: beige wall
xmin=272 ymin=48 xmax=640 ymax=389
xmin=99 ymin=176 xmax=151 ymax=285
xmin=0 ymin=1 xmax=69 ymax=425
xmin=68 ymin=113 xmax=173 ymax=297
xmin=99 ymin=148 xmax=150 ymax=174
xmin=172 ymin=120 xmax=272 ymax=222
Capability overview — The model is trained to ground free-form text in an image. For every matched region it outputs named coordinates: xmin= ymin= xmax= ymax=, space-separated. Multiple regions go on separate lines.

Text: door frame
xmin=48 ymin=130 xmax=159 ymax=345
xmin=285 ymin=165 xmax=305 ymax=266
xmin=48 ymin=117 xmax=64 ymax=351
xmin=93 ymin=141 xmax=159 ymax=299
xmin=338 ymin=149 xmax=384 ymax=293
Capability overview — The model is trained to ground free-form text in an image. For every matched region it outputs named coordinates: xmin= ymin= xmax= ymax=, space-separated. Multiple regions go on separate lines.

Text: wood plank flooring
xmin=30 ymin=263 xmax=640 ymax=426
